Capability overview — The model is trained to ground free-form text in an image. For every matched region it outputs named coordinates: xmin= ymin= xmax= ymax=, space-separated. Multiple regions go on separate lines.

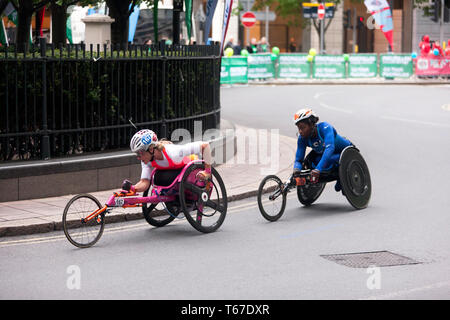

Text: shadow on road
xmin=292 ymin=202 xmax=356 ymax=218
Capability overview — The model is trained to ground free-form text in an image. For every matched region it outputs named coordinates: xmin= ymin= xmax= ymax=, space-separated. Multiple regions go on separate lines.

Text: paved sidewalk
xmin=0 ymin=124 xmax=297 ymax=237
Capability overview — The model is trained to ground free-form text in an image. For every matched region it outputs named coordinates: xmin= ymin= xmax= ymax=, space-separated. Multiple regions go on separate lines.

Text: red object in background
xmin=432 ymin=42 xmax=445 ymax=57
xmin=419 ymin=34 xmax=431 ymax=56
xmin=318 ymin=3 xmax=325 ymax=20
xmin=416 ymin=56 xmax=450 ymax=76
xmin=241 ymin=11 xmax=256 ymax=28
xmin=38 ymin=7 xmax=45 ymax=37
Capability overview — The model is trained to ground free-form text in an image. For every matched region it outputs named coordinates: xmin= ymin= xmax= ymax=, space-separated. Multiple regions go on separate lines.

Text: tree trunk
xmin=16 ymin=0 xmax=33 ymax=52
xmin=106 ymin=0 xmax=132 ymax=46
xmin=50 ymin=3 xmax=67 ymax=46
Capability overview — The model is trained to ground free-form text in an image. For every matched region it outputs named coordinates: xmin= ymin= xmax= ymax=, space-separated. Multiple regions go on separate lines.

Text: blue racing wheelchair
xmin=257 ymin=146 xmax=371 ymax=222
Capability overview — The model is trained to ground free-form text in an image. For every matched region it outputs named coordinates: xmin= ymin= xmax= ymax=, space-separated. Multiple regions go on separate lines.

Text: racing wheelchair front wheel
xmin=179 ymin=163 xmax=227 ymax=233
xmin=257 ymin=175 xmax=287 ymax=222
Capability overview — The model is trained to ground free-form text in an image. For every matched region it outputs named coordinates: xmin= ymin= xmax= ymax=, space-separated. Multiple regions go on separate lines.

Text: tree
xmin=49 ymin=0 xmax=95 ymax=46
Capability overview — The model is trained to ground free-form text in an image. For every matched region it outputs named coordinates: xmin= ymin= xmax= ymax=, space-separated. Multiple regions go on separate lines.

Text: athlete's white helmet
xmin=293 ymin=108 xmax=319 ymax=125
xmin=130 ymin=129 xmax=158 ymax=153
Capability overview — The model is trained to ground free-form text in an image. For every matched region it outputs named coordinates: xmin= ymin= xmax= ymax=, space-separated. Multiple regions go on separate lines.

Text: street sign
xmin=240 ymin=11 xmax=276 ymax=22
xmin=242 ymin=11 xmax=256 ymax=28
xmin=318 ymin=4 xmax=325 ymax=20
xmin=253 ymin=11 xmax=276 ymax=21
xmin=302 ymin=3 xmax=335 ymax=19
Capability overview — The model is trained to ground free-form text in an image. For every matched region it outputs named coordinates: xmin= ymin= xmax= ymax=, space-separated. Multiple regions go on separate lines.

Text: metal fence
xmin=0 ymin=39 xmax=221 ymax=162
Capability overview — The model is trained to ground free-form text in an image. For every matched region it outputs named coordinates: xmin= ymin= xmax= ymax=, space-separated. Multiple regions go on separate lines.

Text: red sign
xmin=242 ymin=11 xmax=256 ymax=28
xmin=415 ymin=56 xmax=450 ymax=76
xmin=318 ymin=4 xmax=325 ymax=20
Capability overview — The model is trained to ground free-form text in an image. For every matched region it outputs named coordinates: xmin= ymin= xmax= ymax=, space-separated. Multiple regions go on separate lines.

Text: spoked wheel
xmin=62 ymin=194 xmax=105 ymax=248
xmin=257 ymin=175 xmax=287 ymax=222
xmin=179 ymin=163 xmax=227 ymax=233
xmin=297 ymin=182 xmax=326 ymax=206
xmin=142 ymin=187 xmax=180 ymax=227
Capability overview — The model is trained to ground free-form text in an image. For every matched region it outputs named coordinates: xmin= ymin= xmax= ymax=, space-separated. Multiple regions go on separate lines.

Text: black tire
xmin=179 ymin=163 xmax=227 ymax=233
xmin=257 ymin=175 xmax=287 ymax=222
xmin=297 ymin=182 xmax=326 ymax=206
xmin=62 ymin=194 xmax=105 ymax=248
xmin=339 ymin=147 xmax=372 ymax=210
xmin=142 ymin=187 xmax=179 ymax=227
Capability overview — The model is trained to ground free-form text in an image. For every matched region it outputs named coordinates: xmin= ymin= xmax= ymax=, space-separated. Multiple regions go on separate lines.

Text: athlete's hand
xmin=311 ymin=169 xmax=320 ymax=184
xmin=121 ymin=179 xmax=135 ymax=192
xmin=196 ymin=170 xmax=211 ymax=181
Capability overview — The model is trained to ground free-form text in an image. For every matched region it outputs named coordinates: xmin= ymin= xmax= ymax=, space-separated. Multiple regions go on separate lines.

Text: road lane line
xmin=362 ymin=280 xmax=450 ymax=300
xmin=0 ymin=193 xmax=299 ymax=248
xmin=314 ymin=91 xmax=354 ymax=114
xmin=319 ymin=102 xmax=354 ymax=114
xmin=380 ymin=115 xmax=450 ymax=128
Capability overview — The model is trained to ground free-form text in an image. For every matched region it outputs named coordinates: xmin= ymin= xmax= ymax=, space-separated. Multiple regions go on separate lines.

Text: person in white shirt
xmin=121 ymin=129 xmax=212 ymax=192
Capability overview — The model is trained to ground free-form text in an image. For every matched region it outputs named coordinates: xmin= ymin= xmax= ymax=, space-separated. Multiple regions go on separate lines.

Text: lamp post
xmin=173 ymin=0 xmax=184 ymax=44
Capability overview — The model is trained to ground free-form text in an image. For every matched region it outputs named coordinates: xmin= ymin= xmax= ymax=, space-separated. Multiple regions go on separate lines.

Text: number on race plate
xmin=114 ymin=198 xmax=124 ymax=207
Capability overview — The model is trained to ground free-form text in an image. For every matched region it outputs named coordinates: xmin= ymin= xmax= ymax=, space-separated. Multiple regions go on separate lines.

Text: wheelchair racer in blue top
xmin=293 ymin=108 xmax=353 ymax=192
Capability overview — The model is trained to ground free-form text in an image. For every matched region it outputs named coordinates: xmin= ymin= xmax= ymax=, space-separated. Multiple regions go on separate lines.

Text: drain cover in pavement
xmin=320 ymin=251 xmax=421 ymax=268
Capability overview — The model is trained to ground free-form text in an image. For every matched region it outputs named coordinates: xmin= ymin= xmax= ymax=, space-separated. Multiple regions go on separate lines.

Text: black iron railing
xmin=0 ymin=39 xmax=221 ymax=161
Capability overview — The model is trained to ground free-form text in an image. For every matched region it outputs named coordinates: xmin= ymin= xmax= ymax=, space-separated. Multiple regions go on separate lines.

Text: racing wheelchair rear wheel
xmin=296 ymin=150 xmax=326 ymax=206
xmin=339 ymin=146 xmax=371 ymax=210
xmin=179 ymin=163 xmax=227 ymax=233
xmin=297 ymin=182 xmax=326 ymax=206
xmin=142 ymin=187 xmax=180 ymax=227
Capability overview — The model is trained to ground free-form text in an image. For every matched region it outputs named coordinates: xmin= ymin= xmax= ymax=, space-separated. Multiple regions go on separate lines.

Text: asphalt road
xmin=1 ymin=84 xmax=449 ymax=300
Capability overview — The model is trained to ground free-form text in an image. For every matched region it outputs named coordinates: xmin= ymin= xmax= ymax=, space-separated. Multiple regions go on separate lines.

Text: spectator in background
xmin=289 ymin=37 xmax=297 ymax=52
xmin=225 ymin=37 xmax=234 ymax=50
xmin=247 ymin=37 xmax=258 ymax=54
xmin=233 ymin=40 xmax=242 ymax=56
xmin=257 ymin=37 xmax=270 ymax=53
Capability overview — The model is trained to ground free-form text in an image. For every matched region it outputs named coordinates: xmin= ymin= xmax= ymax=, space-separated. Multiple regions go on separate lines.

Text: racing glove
xmin=121 ymin=179 xmax=135 ymax=192
xmin=311 ymin=169 xmax=320 ymax=184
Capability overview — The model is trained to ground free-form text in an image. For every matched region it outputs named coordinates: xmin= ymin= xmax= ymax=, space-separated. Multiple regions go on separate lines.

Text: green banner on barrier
xmin=248 ymin=54 xmax=275 ymax=79
xmin=277 ymin=54 xmax=311 ymax=79
xmin=221 ymin=57 xmax=248 ymax=84
xmin=348 ymin=54 xmax=378 ymax=78
xmin=313 ymin=55 xmax=346 ymax=79
xmin=380 ymin=54 xmax=413 ymax=78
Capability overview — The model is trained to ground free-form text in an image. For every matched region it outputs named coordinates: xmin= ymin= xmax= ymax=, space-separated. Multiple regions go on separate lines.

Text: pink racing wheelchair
xmin=62 ymin=160 xmax=227 ymax=248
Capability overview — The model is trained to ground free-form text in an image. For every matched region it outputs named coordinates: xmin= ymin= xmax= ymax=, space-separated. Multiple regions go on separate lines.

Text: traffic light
xmin=444 ymin=1 xmax=450 ymax=22
xmin=357 ymin=16 xmax=365 ymax=28
xmin=343 ymin=9 xmax=351 ymax=29
xmin=430 ymin=0 xmax=441 ymax=22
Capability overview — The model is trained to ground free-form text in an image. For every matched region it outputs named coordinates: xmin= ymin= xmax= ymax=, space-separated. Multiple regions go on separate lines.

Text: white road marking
xmin=362 ymin=280 xmax=450 ymax=300
xmin=319 ymin=102 xmax=354 ymax=114
xmin=442 ymin=104 xmax=450 ymax=111
xmin=0 ymin=193 xmax=297 ymax=248
xmin=314 ymin=91 xmax=354 ymax=114
xmin=381 ymin=115 xmax=450 ymax=128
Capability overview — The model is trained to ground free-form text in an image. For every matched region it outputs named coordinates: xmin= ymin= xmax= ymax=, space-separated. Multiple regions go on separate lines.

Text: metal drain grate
xmin=320 ymin=251 xmax=421 ymax=268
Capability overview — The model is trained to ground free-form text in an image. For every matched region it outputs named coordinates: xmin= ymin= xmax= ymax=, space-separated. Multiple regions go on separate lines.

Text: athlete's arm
xmin=294 ymin=136 xmax=307 ymax=171
xmin=315 ymin=124 xmax=335 ymax=172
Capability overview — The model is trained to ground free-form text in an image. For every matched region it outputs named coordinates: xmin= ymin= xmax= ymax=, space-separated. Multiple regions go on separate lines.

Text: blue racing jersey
xmin=294 ymin=122 xmax=352 ymax=172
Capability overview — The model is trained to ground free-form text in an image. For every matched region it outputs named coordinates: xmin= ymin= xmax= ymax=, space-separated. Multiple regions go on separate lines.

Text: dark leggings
xmin=153 ymin=169 xmax=183 ymax=186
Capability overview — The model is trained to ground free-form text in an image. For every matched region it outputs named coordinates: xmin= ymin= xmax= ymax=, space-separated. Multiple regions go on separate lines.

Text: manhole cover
xmin=320 ymin=251 xmax=421 ymax=268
